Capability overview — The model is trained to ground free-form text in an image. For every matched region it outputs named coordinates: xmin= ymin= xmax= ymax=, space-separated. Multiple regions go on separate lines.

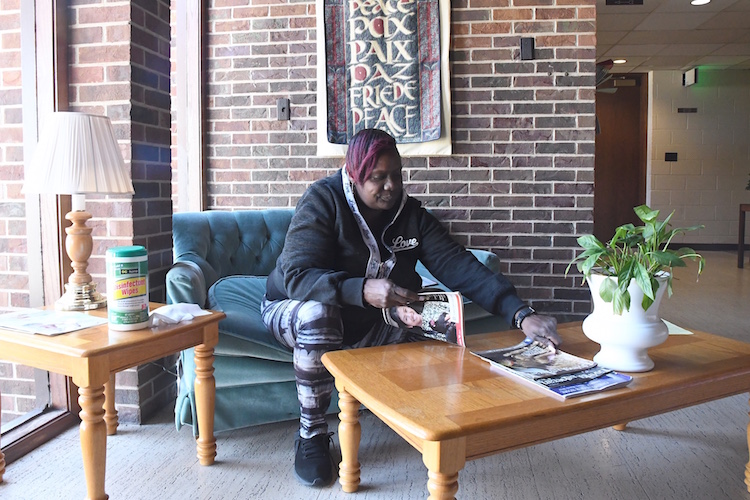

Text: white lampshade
xmin=23 ymin=111 xmax=134 ymax=195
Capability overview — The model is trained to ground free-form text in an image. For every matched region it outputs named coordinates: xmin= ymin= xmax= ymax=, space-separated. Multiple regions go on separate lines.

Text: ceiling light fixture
xmin=691 ymin=0 xmax=710 ymax=5
xmin=613 ymin=59 xmax=627 ymax=64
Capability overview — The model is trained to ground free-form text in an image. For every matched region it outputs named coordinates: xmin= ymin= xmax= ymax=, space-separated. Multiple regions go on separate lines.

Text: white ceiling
xmin=596 ymin=0 xmax=750 ymax=73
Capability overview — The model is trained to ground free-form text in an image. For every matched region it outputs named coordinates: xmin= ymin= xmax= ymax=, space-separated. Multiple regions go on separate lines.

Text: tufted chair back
xmin=167 ymin=209 xmax=294 ymax=306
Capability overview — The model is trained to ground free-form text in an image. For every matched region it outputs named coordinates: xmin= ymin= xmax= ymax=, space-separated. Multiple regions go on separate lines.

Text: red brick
xmin=454 ymin=36 xmax=493 ymax=49
xmin=536 ymin=8 xmax=576 ymax=19
xmin=71 ymin=66 xmax=105 ymax=84
xmin=78 ymin=83 xmax=130 ymax=102
xmin=470 ymin=0 xmax=510 ymax=6
xmin=77 ymin=44 xmax=129 ymax=64
xmin=0 ymin=12 xmax=19 ymax=31
xmin=214 ymin=20 xmax=251 ymax=32
xmin=578 ymin=6 xmax=596 ymax=19
xmin=2 ymin=31 xmax=19 ymax=49
xmin=0 ymin=50 xmax=20 ymax=68
xmin=1 ymin=0 xmax=20 ymax=10
xmin=537 ymin=34 xmax=577 ymax=47
xmin=2 ymin=69 xmax=21 ymax=86
xmin=471 ymin=48 xmax=514 ymax=61
xmin=513 ymin=0 xmax=554 ymax=5
xmin=472 ymin=22 xmax=512 ymax=34
xmin=514 ymin=21 xmax=555 ymax=33
xmin=578 ymin=34 xmax=596 ymax=46
xmin=493 ymin=9 xmax=533 ymax=20
xmin=268 ymin=5 xmax=307 ymax=16
xmin=215 ymin=0 xmax=249 ymax=6
xmin=235 ymin=6 xmax=270 ymax=17
xmin=79 ymin=5 xmax=129 ymax=25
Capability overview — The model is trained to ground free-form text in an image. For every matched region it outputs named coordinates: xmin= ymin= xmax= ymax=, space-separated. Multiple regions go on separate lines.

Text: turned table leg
xmin=194 ymin=343 xmax=216 ymax=465
xmin=422 ymin=438 xmax=466 ymax=500
xmin=337 ymin=387 xmax=362 ymax=493
xmin=79 ymin=384 xmax=108 ymax=500
xmin=103 ymin=374 xmax=118 ymax=436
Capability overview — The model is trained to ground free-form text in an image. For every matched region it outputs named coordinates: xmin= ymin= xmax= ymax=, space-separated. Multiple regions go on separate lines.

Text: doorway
xmin=594 ymin=73 xmax=648 ymax=241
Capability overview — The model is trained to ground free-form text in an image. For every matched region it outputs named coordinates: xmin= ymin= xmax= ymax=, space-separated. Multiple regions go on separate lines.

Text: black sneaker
xmin=293 ymin=432 xmax=336 ymax=487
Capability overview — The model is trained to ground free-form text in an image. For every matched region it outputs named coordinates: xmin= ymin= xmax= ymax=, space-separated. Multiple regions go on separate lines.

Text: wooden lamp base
xmin=56 ymin=209 xmax=107 ymax=311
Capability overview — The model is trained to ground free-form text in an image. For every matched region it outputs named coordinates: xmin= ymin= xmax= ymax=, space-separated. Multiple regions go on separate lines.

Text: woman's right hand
xmin=363 ymin=278 xmax=420 ymax=309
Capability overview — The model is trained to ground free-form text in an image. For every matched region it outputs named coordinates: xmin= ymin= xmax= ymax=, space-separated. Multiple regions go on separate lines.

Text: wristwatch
xmin=514 ymin=306 xmax=536 ymax=330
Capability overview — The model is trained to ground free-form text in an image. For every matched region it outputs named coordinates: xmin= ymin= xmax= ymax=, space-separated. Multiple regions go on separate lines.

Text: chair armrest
xmin=416 ymin=248 xmax=500 ymax=293
xmin=468 ymin=248 xmax=500 ymax=273
xmin=166 ymin=261 xmax=208 ymax=306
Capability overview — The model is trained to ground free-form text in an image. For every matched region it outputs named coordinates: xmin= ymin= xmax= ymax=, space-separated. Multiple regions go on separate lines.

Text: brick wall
xmin=1 ymin=0 xmax=174 ymax=428
xmin=68 ymin=0 xmax=172 ymax=305
xmin=0 ymin=0 xmax=25 ymax=310
xmin=187 ymin=0 xmax=597 ymax=318
xmin=124 ymin=0 xmax=176 ymax=422
xmin=67 ymin=0 xmax=175 ymax=423
xmin=0 ymin=0 xmax=29 ymax=427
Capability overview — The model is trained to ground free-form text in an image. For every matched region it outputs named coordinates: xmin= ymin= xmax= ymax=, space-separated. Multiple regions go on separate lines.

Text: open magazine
xmin=382 ymin=291 xmax=465 ymax=346
xmin=382 ymin=291 xmax=632 ymax=400
xmin=471 ymin=338 xmax=632 ymax=400
xmin=0 ymin=308 xmax=107 ymax=336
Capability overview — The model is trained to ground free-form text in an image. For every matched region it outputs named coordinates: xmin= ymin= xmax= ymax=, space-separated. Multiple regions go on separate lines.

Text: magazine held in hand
xmin=382 ymin=291 xmax=465 ymax=346
xmin=382 ymin=290 xmax=632 ymax=400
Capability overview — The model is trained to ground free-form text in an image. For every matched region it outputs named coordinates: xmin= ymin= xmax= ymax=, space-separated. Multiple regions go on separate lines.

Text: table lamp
xmin=23 ymin=111 xmax=135 ymax=311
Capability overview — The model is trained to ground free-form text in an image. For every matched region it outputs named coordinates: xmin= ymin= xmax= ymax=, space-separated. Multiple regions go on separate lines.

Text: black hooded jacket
xmin=266 ymin=169 xmax=525 ymax=345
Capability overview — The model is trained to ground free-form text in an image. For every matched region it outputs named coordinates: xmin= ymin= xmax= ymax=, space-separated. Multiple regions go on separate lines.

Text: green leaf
xmin=651 ymin=250 xmax=687 ymax=268
xmin=611 ymin=224 xmax=635 ymax=246
xmin=634 ymin=205 xmax=659 ymax=223
xmin=642 ymin=223 xmax=656 ymax=242
xmin=634 ymin=262 xmax=654 ymax=299
xmin=612 ymin=288 xmax=630 ymax=315
xmin=599 ymin=276 xmax=617 ymax=302
xmin=617 ymin=260 xmax=635 ymax=287
xmin=641 ymin=294 xmax=654 ymax=311
xmin=577 ymin=234 xmax=605 ymax=250
xmin=579 ymin=253 xmax=605 ymax=276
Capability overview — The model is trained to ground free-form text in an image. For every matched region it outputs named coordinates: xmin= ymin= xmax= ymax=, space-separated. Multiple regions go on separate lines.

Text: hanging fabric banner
xmin=324 ymin=0 xmax=442 ymax=144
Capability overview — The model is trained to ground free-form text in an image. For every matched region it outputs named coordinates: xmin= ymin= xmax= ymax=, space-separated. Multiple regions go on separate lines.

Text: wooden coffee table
xmin=322 ymin=322 xmax=750 ymax=499
xmin=0 ymin=303 xmax=224 ymax=500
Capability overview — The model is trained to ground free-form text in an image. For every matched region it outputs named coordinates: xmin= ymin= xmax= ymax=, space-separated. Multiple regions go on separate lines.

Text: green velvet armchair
xmin=167 ymin=209 xmax=509 ymax=435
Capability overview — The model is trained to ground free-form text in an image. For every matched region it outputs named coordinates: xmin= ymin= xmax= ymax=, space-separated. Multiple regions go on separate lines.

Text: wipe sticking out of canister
xmin=106 ymin=245 xmax=149 ymax=330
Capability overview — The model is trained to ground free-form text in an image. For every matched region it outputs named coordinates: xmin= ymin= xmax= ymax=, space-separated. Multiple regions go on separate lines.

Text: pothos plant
xmin=567 ymin=205 xmax=706 ymax=315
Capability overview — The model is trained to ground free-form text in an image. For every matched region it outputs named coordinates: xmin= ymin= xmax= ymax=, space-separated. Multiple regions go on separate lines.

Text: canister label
xmin=107 ymin=246 xmax=149 ymax=331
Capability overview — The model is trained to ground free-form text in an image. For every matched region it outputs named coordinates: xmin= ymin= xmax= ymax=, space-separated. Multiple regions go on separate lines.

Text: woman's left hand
xmin=520 ymin=314 xmax=561 ymax=347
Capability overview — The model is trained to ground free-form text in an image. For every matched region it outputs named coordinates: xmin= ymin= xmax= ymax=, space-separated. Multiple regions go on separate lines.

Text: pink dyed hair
xmin=345 ymin=128 xmax=400 ymax=185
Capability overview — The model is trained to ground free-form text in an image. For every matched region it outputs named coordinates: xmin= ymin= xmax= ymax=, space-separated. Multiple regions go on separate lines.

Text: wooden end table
xmin=322 ymin=322 xmax=750 ymax=500
xmin=0 ymin=303 xmax=224 ymax=500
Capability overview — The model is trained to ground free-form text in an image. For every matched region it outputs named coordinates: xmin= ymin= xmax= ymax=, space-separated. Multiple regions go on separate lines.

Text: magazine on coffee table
xmin=382 ymin=290 xmax=632 ymax=400
xmin=471 ymin=338 xmax=632 ymax=400
xmin=382 ymin=291 xmax=465 ymax=346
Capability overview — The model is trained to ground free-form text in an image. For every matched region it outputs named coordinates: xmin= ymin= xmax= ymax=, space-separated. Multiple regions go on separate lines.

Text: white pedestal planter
xmin=582 ymin=273 xmax=669 ymax=372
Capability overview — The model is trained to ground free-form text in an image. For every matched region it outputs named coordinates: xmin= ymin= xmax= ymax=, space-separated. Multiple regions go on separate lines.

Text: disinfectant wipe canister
xmin=106 ymin=245 xmax=149 ymax=331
